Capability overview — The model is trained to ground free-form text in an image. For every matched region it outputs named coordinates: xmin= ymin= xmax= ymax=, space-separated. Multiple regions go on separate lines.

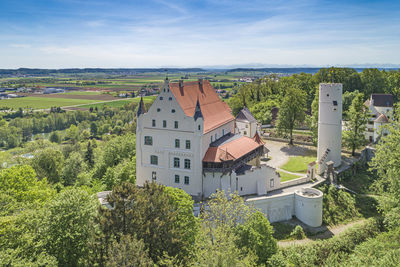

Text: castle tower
xmin=317 ymin=83 xmax=342 ymax=175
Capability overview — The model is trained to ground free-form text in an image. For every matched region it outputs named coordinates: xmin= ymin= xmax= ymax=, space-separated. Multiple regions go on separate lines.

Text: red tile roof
xmin=203 ymin=136 xmax=264 ymax=163
xmin=169 ymin=80 xmax=234 ymax=133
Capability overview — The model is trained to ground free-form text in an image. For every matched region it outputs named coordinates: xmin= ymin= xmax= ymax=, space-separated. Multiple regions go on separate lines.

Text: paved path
xmin=265 ymin=140 xmax=316 ymax=169
xmin=278 ymin=219 xmax=366 ymax=247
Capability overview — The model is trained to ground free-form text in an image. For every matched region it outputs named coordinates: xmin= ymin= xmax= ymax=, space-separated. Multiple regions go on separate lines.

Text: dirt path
xmin=278 ymin=219 xmax=366 ymax=247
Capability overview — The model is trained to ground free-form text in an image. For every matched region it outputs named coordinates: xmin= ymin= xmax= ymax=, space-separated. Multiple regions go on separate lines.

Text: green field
xmin=77 ymin=96 xmax=156 ymax=109
xmin=0 ymin=97 xmax=99 ymax=109
xmin=280 ymin=156 xmax=317 ymax=173
xmin=62 ymin=91 xmax=102 ymax=95
xmin=278 ymin=170 xmax=302 ymax=182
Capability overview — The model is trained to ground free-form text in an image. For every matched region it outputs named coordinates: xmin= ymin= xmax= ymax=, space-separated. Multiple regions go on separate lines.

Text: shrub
xmin=290 ymin=225 xmax=306 ymax=240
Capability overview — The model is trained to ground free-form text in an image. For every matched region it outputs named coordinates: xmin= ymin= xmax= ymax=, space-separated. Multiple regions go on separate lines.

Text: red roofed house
xmin=136 ymin=79 xmax=279 ymax=200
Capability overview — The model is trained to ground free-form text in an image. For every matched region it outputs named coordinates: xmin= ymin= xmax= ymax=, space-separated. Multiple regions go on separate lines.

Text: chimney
xmin=179 ymin=80 xmax=184 ymax=95
xmin=198 ymin=79 xmax=203 ymax=93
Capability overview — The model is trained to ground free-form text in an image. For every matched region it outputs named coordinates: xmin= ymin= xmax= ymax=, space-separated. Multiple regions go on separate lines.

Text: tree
xmin=62 ymin=151 xmax=86 ymax=186
xmin=42 ymin=188 xmax=97 ymax=266
xmin=250 ymin=101 xmax=275 ymax=125
xmin=234 ymin=211 xmax=277 ymax=265
xmin=32 ymin=148 xmax=64 ymax=183
xmin=85 ymin=140 xmax=95 ymax=168
xmin=65 ymin=124 xmax=79 ymax=144
xmin=105 ymin=235 xmax=153 ymax=267
xmin=308 ymin=86 xmax=319 ymax=144
xmin=49 ymin=131 xmax=61 ymax=144
xmin=342 ymin=93 xmax=370 ymax=155
xmin=360 ymin=68 xmax=387 ymax=96
xmin=95 ymin=182 xmax=197 ymax=265
xmin=0 ymin=165 xmax=55 ymax=211
xmin=90 ymin=122 xmax=98 ymax=137
xmin=276 ymin=86 xmax=307 ymax=145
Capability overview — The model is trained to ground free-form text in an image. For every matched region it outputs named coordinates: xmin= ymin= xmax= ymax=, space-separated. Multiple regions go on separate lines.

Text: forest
xmin=1 ymin=67 xmax=400 ymax=266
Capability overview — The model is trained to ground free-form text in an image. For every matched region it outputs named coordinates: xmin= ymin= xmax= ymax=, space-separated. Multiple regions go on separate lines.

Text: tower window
xmin=184 ymin=176 xmax=189 ymax=185
xmin=172 ymin=109 xmax=175 ymax=113
xmin=333 ymin=101 xmax=337 ymax=106
xmin=152 ymin=171 xmax=157 ymax=180
xmin=174 ymin=157 xmax=180 ymax=168
xmin=175 ymin=175 xmax=180 ymax=183
xmin=175 ymin=139 xmax=180 ymax=148
xmin=160 ymin=96 xmax=163 ymax=100
xmin=326 ymin=94 xmax=329 ymax=97
xmin=152 ymin=120 xmax=156 ymax=127
xmin=157 ymin=108 xmax=161 ymax=112
xmin=150 ymin=155 xmax=158 ymax=165
xmin=184 ymin=159 xmax=191 ymax=169
xmin=163 ymin=120 xmax=167 ymax=128
xmin=144 ymin=136 xmax=153 ymax=145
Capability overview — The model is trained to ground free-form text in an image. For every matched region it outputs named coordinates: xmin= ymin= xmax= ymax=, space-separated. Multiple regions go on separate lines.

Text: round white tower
xmin=317 ymin=83 xmax=342 ymax=175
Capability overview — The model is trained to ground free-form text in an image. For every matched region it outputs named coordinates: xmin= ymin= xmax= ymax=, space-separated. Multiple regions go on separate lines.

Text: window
xmin=327 ymin=94 xmax=329 ymax=97
xmin=174 ymin=157 xmax=180 ymax=168
xmin=174 ymin=121 xmax=178 ymax=129
xmin=144 ymin=136 xmax=153 ymax=145
xmin=184 ymin=176 xmax=189 ymax=185
xmin=160 ymin=96 xmax=163 ymax=100
xmin=175 ymin=139 xmax=180 ymax=148
xmin=270 ymin=179 xmax=274 ymax=188
xmin=175 ymin=175 xmax=180 ymax=183
xmin=198 ymin=125 xmax=201 ymax=131
xmin=211 ymin=136 xmax=213 ymax=142
xmin=152 ymin=171 xmax=157 ymax=180
xmin=172 ymin=109 xmax=175 ymax=113
xmin=150 ymin=155 xmax=158 ymax=165
xmin=163 ymin=89 xmax=165 ymax=92
xmin=157 ymin=108 xmax=161 ymax=112
xmin=186 ymin=140 xmax=191 ymax=149
xmin=333 ymin=100 xmax=338 ymax=106
xmin=184 ymin=159 xmax=191 ymax=169
xmin=222 ymin=129 xmax=225 ymax=136
xmin=169 ymin=97 xmax=172 ymax=101
xmin=246 ymin=124 xmax=249 ymax=128
xmin=152 ymin=119 xmax=156 ymax=127
xmin=215 ymin=133 xmax=217 ymax=140
xmin=244 ymin=131 xmax=247 ymax=135
xmin=163 ymin=120 xmax=167 ymax=128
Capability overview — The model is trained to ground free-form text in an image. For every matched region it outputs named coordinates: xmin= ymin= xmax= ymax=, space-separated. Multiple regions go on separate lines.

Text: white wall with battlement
xmin=246 ymin=187 xmax=323 ymax=227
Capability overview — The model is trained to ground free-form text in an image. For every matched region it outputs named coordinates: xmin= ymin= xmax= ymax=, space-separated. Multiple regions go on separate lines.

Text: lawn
xmin=77 ymin=96 xmax=156 ymax=109
xmin=0 ymin=97 xmax=99 ymax=109
xmin=278 ymin=170 xmax=302 ymax=182
xmin=280 ymin=156 xmax=317 ymax=173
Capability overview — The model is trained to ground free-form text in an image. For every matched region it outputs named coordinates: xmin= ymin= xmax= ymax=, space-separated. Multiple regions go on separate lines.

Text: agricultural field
xmin=77 ymin=96 xmax=156 ymax=109
xmin=0 ymin=97 xmax=99 ymax=110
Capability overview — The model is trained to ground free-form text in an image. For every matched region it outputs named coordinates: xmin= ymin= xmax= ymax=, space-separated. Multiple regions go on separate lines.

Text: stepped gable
xmin=203 ymin=135 xmax=264 ymax=163
xmin=236 ymin=106 xmax=257 ymax=123
xmin=169 ymin=80 xmax=234 ymax=133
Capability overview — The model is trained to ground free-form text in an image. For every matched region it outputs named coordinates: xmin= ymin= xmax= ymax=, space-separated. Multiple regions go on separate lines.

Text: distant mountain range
xmin=0 ymin=65 xmax=398 ymax=76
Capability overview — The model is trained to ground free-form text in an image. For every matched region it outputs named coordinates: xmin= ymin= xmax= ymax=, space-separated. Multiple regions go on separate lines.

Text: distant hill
xmin=0 ymin=68 xmax=206 ymax=75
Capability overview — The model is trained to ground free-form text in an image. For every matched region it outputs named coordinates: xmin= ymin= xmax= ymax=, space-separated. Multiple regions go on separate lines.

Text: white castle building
xmin=136 ymin=79 xmax=277 ymax=200
xmin=364 ymin=94 xmax=393 ymax=143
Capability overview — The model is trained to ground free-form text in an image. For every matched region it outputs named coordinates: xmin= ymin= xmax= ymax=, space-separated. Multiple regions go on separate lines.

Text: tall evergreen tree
xmin=85 ymin=141 xmax=94 ymax=168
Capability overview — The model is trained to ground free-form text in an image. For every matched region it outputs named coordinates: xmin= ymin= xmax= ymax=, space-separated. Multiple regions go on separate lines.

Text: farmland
xmin=0 ymin=97 xmax=99 ymax=109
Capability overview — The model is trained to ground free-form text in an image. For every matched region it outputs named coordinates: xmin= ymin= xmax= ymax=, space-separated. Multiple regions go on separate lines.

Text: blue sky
xmin=0 ymin=0 xmax=399 ymax=68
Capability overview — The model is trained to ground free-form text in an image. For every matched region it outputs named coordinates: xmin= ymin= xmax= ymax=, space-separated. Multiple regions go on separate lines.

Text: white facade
xmin=317 ymin=83 xmax=342 ymax=174
xmin=365 ymin=95 xmax=393 ymax=143
xmin=236 ymin=120 xmax=257 ymax=138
